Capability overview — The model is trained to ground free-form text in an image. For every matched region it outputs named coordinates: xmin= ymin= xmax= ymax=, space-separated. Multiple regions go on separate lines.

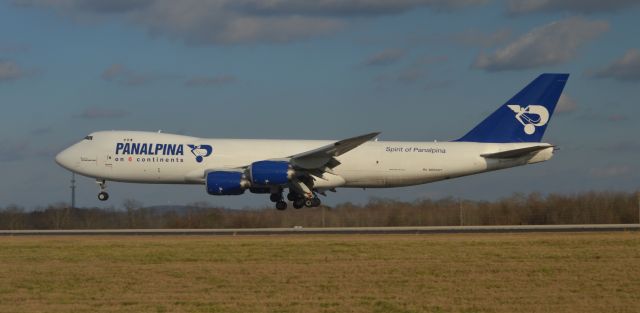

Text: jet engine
xmin=250 ymin=161 xmax=294 ymax=185
xmin=206 ymin=171 xmax=249 ymax=195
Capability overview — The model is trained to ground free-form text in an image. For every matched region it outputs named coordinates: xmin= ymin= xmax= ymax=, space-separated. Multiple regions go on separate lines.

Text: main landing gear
xmin=270 ymin=191 xmax=322 ymax=210
xmin=300 ymin=197 xmax=322 ymax=208
xmin=269 ymin=191 xmax=287 ymax=210
xmin=97 ymin=179 xmax=109 ymax=201
xmin=275 ymin=201 xmax=287 ymax=210
xmin=292 ymin=196 xmax=321 ymax=209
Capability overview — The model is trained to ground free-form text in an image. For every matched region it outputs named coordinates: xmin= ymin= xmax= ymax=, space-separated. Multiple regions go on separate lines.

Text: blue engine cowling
xmin=206 ymin=171 xmax=246 ymax=195
xmin=250 ymin=161 xmax=291 ymax=185
xmin=249 ymin=187 xmax=272 ymax=194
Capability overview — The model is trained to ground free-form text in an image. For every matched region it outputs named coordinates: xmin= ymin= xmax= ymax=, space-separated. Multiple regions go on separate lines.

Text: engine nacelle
xmin=250 ymin=161 xmax=293 ymax=185
xmin=206 ymin=171 xmax=248 ymax=195
xmin=249 ymin=187 xmax=272 ymax=194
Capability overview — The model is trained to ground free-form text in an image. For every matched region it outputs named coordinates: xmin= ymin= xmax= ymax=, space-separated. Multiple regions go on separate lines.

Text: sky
xmin=0 ymin=0 xmax=638 ymax=210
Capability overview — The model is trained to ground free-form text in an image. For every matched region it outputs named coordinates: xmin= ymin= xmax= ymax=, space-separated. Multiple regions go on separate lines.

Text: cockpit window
xmin=84 ymin=135 xmax=93 ymax=140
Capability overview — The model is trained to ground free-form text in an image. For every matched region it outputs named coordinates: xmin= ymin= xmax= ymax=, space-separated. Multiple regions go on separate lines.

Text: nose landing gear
xmin=96 ymin=179 xmax=109 ymax=201
xmin=98 ymin=192 xmax=109 ymax=201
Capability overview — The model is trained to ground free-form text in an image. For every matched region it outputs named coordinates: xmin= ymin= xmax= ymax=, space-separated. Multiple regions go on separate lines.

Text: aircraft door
xmin=103 ymin=152 xmax=113 ymax=170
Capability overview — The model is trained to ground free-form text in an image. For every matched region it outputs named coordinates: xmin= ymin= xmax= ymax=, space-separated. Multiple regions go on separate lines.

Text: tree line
xmin=1 ymin=191 xmax=638 ymax=230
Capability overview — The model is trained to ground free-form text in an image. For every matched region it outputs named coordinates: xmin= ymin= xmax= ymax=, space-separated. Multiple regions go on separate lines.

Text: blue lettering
xmin=116 ymin=142 xmax=187 ymax=155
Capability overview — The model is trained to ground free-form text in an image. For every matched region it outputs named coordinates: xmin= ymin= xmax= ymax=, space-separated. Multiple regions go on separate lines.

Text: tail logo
xmin=187 ymin=144 xmax=213 ymax=163
xmin=507 ymin=105 xmax=549 ymax=135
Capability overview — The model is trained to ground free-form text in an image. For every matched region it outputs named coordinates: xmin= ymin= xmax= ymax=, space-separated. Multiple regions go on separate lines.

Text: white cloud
xmin=592 ymin=49 xmax=640 ymax=82
xmin=232 ymin=0 xmax=489 ymax=15
xmin=507 ymin=0 xmax=640 ymax=15
xmin=590 ymin=165 xmax=633 ymax=178
xmin=185 ymin=75 xmax=236 ymax=87
xmin=472 ymin=17 xmax=608 ymax=71
xmin=0 ymin=43 xmax=31 ymax=54
xmin=423 ymin=79 xmax=453 ymax=91
xmin=76 ymin=107 xmax=129 ymax=119
xmin=0 ymin=140 xmax=29 ymax=162
xmin=362 ymin=49 xmax=405 ymax=66
xmin=0 ymin=60 xmax=23 ymax=82
xmin=555 ymin=94 xmax=578 ymax=114
xmin=600 ymin=141 xmax=640 ymax=153
xmin=13 ymin=0 xmax=488 ymax=45
xmin=451 ymin=28 xmax=512 ymax=48
xmin=101 ymin=63 xmax=173 ymax=86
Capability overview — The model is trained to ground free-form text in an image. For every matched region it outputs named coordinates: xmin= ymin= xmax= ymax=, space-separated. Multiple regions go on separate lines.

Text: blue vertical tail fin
xmin=456 ymin=73 xmax=569 ymax=143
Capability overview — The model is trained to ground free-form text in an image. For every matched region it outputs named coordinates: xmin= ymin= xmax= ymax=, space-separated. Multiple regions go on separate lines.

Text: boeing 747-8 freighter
xmin=56 ymin=74 xmax=568 ymax=210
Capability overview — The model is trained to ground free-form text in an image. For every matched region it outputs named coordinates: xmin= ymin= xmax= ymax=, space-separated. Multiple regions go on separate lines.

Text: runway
xmin=1 ymin=224 xmax=639 ymax=236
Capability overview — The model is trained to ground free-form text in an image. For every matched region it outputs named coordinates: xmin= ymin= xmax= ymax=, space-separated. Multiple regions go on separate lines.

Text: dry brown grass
xmin=0 ymin=232 xmax=639 ymax=313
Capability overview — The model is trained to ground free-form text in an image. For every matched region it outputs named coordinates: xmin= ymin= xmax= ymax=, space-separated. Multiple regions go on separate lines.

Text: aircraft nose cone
xmin=55 ymin=148 xmax=74 ymax=170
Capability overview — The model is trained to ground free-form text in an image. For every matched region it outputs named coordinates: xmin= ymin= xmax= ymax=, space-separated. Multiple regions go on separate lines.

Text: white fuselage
xmin=56 ymin=131 xmax=554 ymax=190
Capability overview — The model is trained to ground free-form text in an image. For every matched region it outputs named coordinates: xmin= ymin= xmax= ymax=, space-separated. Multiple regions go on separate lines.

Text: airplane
xmin=55 ymin=73 xmax=569 ymax=210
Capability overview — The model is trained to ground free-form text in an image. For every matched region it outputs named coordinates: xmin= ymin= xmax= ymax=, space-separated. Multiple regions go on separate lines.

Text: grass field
xmin=0 ymin=233 xmax=639 ymax=313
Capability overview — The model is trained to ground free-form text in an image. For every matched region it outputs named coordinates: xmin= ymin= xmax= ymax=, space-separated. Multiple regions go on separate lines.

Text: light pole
xmin=459 ymin=198 xmax=464 ymax=226
xmin=70 ymin=172 xmax=76 ymax=209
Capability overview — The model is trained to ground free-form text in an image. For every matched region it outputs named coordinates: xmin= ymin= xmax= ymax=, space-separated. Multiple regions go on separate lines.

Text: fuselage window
xmin=84 ymin=135 xmax=93 ymax=140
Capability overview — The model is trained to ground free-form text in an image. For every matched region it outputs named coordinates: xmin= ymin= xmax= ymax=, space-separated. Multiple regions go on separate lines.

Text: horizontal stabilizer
xmin=481 ymin=145 xmax=552 ymax=159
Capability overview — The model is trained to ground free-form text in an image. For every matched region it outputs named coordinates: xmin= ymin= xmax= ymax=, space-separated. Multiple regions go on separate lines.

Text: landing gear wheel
xmin=304 ymin=199 xmax=314 ymax=207
xmin=98 ymin=192 xmax=109 ymax=201
xmin=293 ymin=200 xmax=304 ymax=209
xmin=311 ymin=198 xmax=321 ymax=207
xmin=275 ymin=201 xmax=287 ymax=210
xmin=96 ymin=179 xmax=109 ymax=201
xmin=270 ymin=193 xmax=283 ymax=202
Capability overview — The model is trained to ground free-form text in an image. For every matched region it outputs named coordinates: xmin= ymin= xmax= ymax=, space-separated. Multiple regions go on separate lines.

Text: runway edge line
xmin=1 ymin=224 xmax=639 ymax=236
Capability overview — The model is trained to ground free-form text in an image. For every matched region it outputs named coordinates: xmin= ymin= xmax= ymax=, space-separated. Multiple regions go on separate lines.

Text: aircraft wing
xmin=289 ymin=132 xmax=380 ymax=170
xmin=481 ymin=145 xmax=553 ymax=159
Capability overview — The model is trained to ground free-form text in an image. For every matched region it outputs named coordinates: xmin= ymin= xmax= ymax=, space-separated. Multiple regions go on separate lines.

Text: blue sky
xmin=0 ymin=0 xmax=638 ymax=209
